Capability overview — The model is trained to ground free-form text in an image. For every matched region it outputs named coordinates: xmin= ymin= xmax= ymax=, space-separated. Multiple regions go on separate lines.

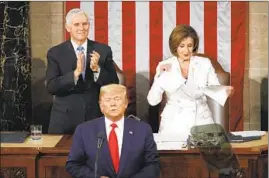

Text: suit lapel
xmin=171 ymin=57 xmax=185 ymax=81
xmin=66 ymin=40 xmax=77 ymax=63
xmin=86 ymin=39 xmax=95 ymax=65
xmin=85 ymin=39 xmax=95 ymax=80
xmin=118 ymin=119 xmax=133 ymax=176
xmin=98 ymin=118 xmax=115 ymax=175
xmin=189 ymin=56 xmax=200 ymax=81
xmin=65 ymin=39 xmax=94 ymax=64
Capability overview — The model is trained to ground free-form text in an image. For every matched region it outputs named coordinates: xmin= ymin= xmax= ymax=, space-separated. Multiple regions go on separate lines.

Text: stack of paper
xmin=231 ymin=130 xmax=266 ymax=137
xmin=153 ymin=133 xmax=188 ymax=150
xmin=228 ymin=130 xmax=266 ymax=143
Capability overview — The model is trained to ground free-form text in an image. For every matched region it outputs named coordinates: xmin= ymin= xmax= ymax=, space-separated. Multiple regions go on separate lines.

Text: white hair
xmin=65 ymin=8 xmax=89 ymax=25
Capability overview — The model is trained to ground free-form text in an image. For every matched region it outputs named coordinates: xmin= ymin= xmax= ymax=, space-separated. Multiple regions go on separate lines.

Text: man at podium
xmin=66 ymin=84 xmax=160 ymax=178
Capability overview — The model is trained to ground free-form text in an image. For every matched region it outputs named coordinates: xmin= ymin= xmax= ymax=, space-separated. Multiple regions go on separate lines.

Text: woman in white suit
xmin=147 ymin=25 xmax=234 ymax=141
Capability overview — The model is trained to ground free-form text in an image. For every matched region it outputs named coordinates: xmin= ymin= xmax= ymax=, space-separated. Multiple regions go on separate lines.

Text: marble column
xmin=0 ymin=2 xmax=31 ymax=131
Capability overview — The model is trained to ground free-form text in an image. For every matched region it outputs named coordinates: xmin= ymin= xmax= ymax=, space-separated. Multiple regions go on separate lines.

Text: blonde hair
xmin=99 ymin=84 xmax=127 ymax=100
xmin=169 ymin=24 xmax=199 ymax=56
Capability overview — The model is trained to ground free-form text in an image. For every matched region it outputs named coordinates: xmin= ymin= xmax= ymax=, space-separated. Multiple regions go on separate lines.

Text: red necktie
xmin=108 ymin=123 xmax=119 ymax=173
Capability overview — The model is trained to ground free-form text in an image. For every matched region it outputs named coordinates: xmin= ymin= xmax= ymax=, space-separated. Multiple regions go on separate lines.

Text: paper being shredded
xmin=203 ymin=85 xmax=229 ymax=106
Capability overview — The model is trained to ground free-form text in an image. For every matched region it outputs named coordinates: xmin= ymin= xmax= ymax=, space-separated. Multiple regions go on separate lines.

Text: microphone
xmin=95 ymin=132 xmax=105 ymax=178
xmin=127 ymin=114 xmax=141 ymax=121
xmin=184 ymin=77 xmax=188 ymax=84
xmin=97 ymin=132 xmax=105 ymax=149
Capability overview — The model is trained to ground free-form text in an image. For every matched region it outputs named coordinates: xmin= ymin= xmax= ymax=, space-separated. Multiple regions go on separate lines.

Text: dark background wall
xmin=0 ymin=2 xmax=267 ymax=132
xmin=27 ymin=2 xmax=269 ymax=132
xmin=0 ymin=2 xmax=32 ymax=131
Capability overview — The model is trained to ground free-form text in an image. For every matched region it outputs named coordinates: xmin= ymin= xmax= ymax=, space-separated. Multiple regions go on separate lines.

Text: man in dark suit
xmin=66 ymin=84 xmax=160 ymax=178
xmin=46 ymin=8 xmax=119 ymax=134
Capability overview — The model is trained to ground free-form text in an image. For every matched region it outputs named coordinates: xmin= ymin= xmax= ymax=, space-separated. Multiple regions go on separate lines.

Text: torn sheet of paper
xmin=203 ymin=85 xmax=229 ymax=106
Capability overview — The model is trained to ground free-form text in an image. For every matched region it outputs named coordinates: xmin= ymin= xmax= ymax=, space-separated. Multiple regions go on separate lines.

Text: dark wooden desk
xmin=1 ymin=135 xmax=268 ymax=178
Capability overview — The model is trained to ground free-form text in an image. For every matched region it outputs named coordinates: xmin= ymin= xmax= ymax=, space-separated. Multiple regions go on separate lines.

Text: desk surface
xmin=1 ymin=134 xmax=268 ymax=155
xmin=1 ymin=135 xmax=63 ymax=148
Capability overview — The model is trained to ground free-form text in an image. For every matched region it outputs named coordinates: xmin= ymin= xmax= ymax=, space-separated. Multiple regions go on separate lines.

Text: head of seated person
xmin=99 ymin=84 xmax=128 ymax=122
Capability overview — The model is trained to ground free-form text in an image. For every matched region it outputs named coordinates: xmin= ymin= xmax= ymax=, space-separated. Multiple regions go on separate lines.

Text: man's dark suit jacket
xmin=46 ymin=39 xmax=119 ymax=134
xmin=66 ymin=117 xmax=160 ymax=178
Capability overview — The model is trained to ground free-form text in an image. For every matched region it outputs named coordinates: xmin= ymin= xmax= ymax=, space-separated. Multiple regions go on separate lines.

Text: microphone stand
xmin=127 ymin=114 xmax=141 ymax=121
xmin=94 ymin=148 xmax=101 ymax=178
xmin=95 ymin=133 xmax=104 ymax=178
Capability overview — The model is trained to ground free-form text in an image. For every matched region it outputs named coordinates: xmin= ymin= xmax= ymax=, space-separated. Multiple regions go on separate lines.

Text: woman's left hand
xmin=226 ymin=86 xmax=234 ymax=97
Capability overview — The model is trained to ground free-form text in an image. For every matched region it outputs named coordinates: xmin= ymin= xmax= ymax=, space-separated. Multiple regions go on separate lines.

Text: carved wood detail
xmin=0 ymin=167 xmax=27 ymax=178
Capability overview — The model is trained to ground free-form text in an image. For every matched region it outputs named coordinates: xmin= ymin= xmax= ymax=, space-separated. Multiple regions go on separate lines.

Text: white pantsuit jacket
xmin=147 ymin=55 xmax=221 ymax=141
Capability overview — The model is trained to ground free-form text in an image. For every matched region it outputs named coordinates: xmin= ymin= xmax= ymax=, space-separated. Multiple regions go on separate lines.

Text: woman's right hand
xmin=226 ymin=86 xmax=234 ymax=97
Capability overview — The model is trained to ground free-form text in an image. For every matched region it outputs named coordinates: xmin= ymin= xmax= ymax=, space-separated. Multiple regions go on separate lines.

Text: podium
xmin=1 ymin=134 xmax=268 ymax=178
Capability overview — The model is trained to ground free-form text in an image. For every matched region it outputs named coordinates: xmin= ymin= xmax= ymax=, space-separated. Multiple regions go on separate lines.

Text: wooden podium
xmin=1 ymin=134 xmax=268 ymax=178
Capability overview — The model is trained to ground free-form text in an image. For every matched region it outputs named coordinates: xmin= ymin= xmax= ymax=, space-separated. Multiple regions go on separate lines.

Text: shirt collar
xmin=105 ymin=116 xmax=124 ymax=131
xmin=70 ymin=39 xmax=88 ymax=52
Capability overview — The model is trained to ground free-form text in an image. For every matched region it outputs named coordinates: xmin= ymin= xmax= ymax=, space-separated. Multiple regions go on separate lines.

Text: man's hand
xmin=74 ymin=52 xmax=85 ymax=78
xmin=100 ymin=176 xmax=109 ymax=178
xmin=226 ymin=86 xmax=234 ymax=97
xmin=90 ymin=50 xmax=100 ymax=72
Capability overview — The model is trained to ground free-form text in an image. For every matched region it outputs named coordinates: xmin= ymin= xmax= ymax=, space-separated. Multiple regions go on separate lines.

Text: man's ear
xmin=99 ymin=101 xmax=104 ymax=112
xmin=124 ymin=98 xmax=128 ymax=109
xmin=65 ymin=24 xmax=71 ymax=33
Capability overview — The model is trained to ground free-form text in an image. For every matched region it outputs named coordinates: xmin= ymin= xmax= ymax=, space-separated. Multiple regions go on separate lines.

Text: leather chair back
xmin=195 ymin=54 xmax=230 ymax=132
xmin=113 ymin=62 xmax=125 ymax=85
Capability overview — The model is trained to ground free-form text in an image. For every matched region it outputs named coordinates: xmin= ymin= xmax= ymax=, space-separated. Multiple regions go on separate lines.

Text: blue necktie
xmin=77 ymin=46 xmax=86 ymax=80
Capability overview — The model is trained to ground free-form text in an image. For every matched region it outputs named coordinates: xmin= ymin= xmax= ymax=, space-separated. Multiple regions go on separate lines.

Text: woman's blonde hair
xmin=169 ymin=24 xmax=199 ymax=57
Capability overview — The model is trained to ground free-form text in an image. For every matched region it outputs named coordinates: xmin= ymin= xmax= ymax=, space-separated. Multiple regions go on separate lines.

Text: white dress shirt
xmin=105 ymin=117 xmax=124 ymax=157
xmin=71 ymin=39 xmax=87 ymax=64
xmin=70 ymin=39 xmax=100 ymax=82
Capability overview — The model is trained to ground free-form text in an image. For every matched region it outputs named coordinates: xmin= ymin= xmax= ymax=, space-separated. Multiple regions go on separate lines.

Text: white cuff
xmin=93 ymin=67 xmax=101 ymax=81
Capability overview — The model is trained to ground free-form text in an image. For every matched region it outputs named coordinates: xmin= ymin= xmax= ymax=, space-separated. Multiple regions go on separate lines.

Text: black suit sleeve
xmin=129 ymin=125 xmax=161 ymax=178
xmin=46 ymin=49 xmax=75 ymax=95
xmin=96 ymin=46 xmax=119 ymax=86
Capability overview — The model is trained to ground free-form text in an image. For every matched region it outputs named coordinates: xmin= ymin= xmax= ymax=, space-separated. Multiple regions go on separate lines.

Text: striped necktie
xmin=77 ymin=46 xmax=86 ymax=80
